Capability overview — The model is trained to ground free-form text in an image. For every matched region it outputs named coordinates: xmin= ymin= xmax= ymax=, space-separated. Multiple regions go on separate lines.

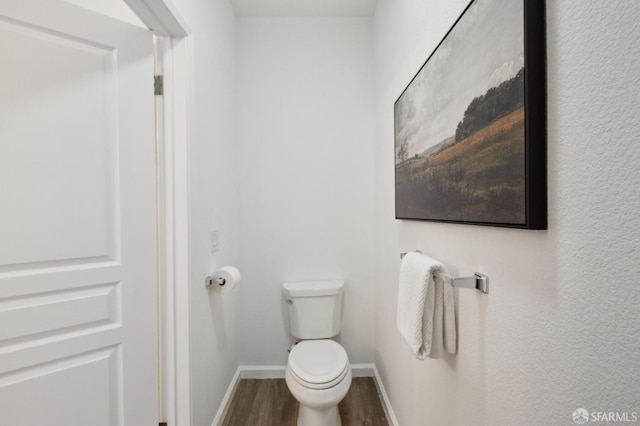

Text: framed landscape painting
xmin=394 ymin=0 xmax=547 ymax=229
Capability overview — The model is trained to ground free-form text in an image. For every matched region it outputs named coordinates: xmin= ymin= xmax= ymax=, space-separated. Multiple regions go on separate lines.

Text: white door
xmin=0 ymin=1 xmax=157 ymax=425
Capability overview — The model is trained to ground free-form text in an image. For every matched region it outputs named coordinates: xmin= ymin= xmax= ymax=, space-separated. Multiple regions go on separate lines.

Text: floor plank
xmin=220 ymin=379 xmax=297 ymax=426
xmin=339 ymin=378 xmax=389 ymax=426
xmin=219 ymin=377 xmax=389 ymax=426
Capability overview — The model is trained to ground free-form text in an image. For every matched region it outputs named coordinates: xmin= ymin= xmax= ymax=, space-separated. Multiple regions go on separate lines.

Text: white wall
xmin=373 ymin=1 xmax=640 ymax=425
xmin=235 ymin=17 xmax=375 ymax=366
xmin=169 ymin=0 xmax=240 ymax=425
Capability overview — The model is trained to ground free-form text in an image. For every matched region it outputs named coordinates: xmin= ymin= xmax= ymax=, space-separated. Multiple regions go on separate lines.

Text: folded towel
xmin=396 ymin=252 xmax=457 ymax=359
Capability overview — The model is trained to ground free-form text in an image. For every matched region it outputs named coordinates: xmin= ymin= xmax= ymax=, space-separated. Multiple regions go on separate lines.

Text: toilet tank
xmin=283 ymin=280 xmax=344 ymax=339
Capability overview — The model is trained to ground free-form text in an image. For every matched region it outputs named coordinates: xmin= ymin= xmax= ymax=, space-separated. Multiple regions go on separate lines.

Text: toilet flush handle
xmin=284 ymin=298 xmax=293 ymax=304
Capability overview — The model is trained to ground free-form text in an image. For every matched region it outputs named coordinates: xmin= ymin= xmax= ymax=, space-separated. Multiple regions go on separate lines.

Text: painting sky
xmin=395 ymin=0 xmax=524 ymax=160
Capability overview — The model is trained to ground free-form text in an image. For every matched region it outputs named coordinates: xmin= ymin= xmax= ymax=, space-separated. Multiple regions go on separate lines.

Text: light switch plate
xmin=210 ymin=229 xmax=220 ymax=253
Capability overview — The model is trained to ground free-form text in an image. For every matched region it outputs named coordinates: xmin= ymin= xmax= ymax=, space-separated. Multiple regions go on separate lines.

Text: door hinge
xmin=154 ymin=75 xmax=164 ymax=96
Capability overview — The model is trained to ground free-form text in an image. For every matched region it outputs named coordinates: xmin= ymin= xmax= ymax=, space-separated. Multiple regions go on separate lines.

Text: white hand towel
xmin=396 ymin=252 xmax=457 ymax=359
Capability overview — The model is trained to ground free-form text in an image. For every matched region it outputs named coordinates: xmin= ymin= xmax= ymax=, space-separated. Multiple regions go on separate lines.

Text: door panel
xmin=0 ymin=1 xmax=157 ymax=425
xmin=0 ymin=347 xmax=119 ymax=426
xmin=0 ymin=13 xmax=118 ymax=267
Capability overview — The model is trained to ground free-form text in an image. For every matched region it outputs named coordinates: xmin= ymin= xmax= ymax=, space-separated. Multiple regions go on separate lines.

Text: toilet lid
xmin=288 ymin=340 xmax=349 ymax=389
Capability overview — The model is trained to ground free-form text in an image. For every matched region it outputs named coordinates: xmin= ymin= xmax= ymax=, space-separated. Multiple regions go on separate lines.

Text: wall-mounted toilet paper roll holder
xmin=205 ymin=276 xmax=226 ymax=287
xmin=205 ymin=266 xmax=241 ymax=290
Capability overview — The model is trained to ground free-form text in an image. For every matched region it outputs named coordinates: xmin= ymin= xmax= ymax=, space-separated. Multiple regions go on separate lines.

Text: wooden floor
xmin=219 ymin=377 xmax=389 ymax=426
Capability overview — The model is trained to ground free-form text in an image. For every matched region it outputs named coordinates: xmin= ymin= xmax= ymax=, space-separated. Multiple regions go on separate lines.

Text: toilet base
xmin=285 ymin=362 xmax=352 ymax=426
xmin=297 ymin=404 xmax=341 ymax=426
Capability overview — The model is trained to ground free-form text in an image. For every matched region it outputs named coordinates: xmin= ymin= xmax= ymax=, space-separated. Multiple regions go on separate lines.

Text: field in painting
xmin=395 ymin=107 xmax=525 ymax=224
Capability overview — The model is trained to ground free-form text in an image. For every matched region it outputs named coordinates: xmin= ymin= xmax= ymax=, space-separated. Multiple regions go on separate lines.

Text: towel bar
xmin=443 ymin=273 xmax=489 ymax=294
xmin=400 ymin=251 xmax=489 ymax=294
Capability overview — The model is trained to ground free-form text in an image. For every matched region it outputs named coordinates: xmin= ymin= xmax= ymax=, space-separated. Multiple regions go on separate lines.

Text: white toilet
xmin=283 ymin=280 xmax=352 ymax=426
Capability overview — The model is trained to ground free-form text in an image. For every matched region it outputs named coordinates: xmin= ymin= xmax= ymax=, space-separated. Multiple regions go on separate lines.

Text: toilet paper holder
xmin=205 ymin=266 xmax=241 ymax=290
xmin=205 ymin=276 xmax=227 ymax=287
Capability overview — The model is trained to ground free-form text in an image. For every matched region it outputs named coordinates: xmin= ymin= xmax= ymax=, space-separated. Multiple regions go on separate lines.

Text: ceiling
xmin=230 ymin=0 xmax=378 ymax=16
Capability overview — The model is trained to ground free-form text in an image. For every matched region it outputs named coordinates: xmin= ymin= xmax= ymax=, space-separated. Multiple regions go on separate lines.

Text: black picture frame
xmin=394 ymin=0 xmax=547 ymax=229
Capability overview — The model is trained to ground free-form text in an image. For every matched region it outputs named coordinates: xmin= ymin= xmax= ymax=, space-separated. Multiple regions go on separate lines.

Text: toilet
xmin=283 ymin=280 xmax=352 ymax=426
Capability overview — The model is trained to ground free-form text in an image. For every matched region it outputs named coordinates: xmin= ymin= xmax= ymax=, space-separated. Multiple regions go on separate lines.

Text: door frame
xmin=155 ymin=36 xmax=191 ymax=426
xmin=123 ymin=2 xmax=191 ymax=425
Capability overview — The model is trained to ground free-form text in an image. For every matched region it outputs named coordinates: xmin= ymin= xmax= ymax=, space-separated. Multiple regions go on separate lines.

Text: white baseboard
xmin=211 ymin=368 xmax=241 ymax=426
xmin=237 ymin=363 xmax=376 ymax=379
xmin=238 ymin=365 xmax=286 ymax=379
xmin=372 ymin=365 xmax=399 ymax=426
xmin=349 ymin=363 xmax=374 ymax=377
xmin=212 ymin=363 xmax=398 ymax=426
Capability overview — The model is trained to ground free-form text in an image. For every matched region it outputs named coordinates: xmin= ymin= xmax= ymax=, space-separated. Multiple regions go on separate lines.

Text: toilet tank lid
xmin=283 ymin=280 xmax=344 ymax=297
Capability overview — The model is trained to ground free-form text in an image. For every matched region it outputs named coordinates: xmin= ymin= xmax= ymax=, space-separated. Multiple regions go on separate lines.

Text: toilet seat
xmin=288 ymin=340 xmax=349 ymax=390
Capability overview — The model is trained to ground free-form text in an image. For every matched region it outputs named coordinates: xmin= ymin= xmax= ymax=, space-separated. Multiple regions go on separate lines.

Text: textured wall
xmin=235 ymin=17 xmax=375 ymax=366
xmin=373 ymin=1 xmax=640 ymax=425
